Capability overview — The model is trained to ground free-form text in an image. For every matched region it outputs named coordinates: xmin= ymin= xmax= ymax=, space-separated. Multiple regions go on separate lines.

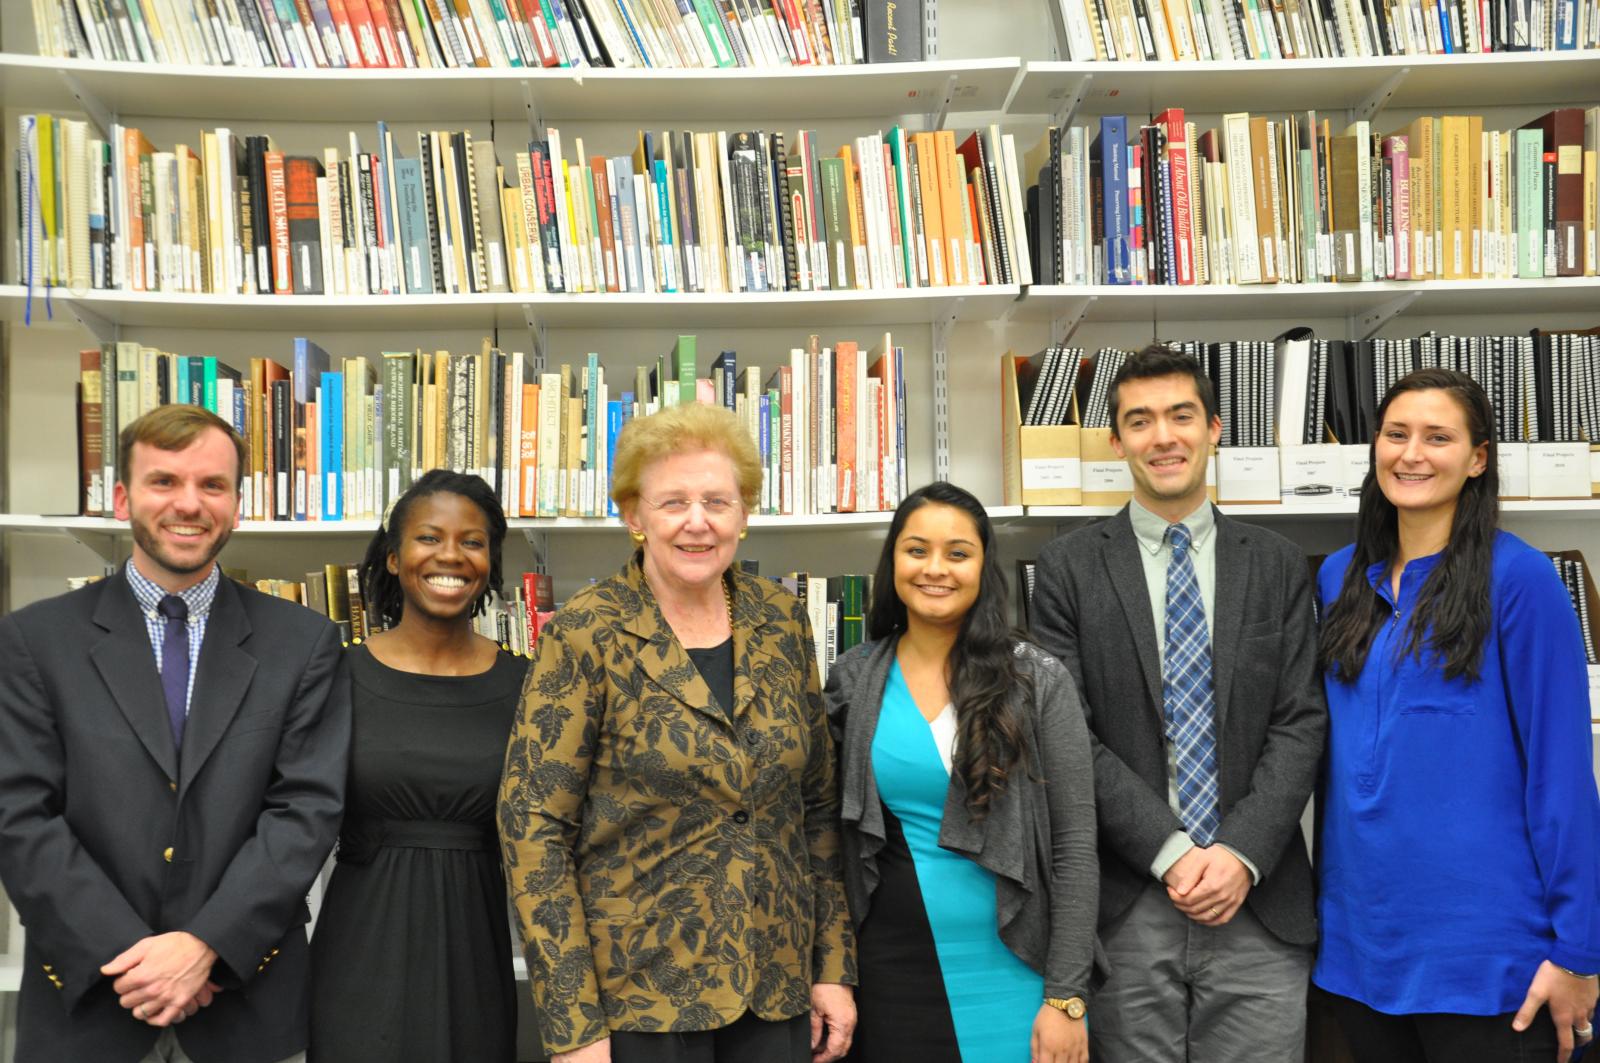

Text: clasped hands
xmin=102 ymin=931 xmax=221 ymax=1027
xmin=1163 ymin=844 xmax=1251 ymax=927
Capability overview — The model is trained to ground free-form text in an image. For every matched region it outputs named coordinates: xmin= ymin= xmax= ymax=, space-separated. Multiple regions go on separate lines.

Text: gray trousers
xmin=1090 ymin=881 xmax=1311 ymax=1063
xmin=140 ymin=1028 xmax=305 ymax=1063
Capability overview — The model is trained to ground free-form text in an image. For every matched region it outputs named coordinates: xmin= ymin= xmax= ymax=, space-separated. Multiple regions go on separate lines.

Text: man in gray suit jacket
xmin=1031 ymin=344 xmax=1326 ymax=1062
xmin=0 ymin=405 xmax=350 ymax=1063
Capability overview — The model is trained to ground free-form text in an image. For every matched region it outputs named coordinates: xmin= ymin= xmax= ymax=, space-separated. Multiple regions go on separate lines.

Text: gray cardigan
xmin=823 ymin=635 xmax=1103 ymax=1000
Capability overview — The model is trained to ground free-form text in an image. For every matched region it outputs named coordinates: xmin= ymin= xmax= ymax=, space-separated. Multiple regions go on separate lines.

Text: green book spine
xmin=676 ymin=335 xmax=697 ymax=407
xmin=1515 ymin=129 xmax=1544 ymax=279
xmin=203 ymin=356 xmax=218 ymax=412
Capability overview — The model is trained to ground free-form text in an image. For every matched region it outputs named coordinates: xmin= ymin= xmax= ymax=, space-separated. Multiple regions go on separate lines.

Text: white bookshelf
xmin=1025 ymin=499 xmax=1600 ymax=521
xmin=0 ymin=53 xmax=1024 ymax=123
xmin=0 ymin=507 xmax=1026 ymax=540
xmin=1008 ymin=53 xmax=1600 ymax=117
xmin=1016 ymin=277 xmax=1600 ymax=325
xmin=0 ymin=283 xmax=1024 ymax=332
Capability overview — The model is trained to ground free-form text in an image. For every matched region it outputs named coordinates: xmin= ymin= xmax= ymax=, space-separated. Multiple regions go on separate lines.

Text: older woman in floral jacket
xmin=499 ymin=403 xmax=856 ymax=1063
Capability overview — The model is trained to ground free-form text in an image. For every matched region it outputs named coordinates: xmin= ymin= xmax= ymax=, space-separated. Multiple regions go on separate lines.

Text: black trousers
xmin=1321 ymin=987 xmax=1564 ymax=1063
xmin=609 ymin=1011 xmax=811 ymax=1063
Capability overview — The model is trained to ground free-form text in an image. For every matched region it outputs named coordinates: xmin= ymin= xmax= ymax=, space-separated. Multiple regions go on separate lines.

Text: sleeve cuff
xmin=1550 ymin=942 xmax=1600 ymax=976
xmin=1150 ymin=832 xmax=1195 ymax=881
xmin=1217 ymin=843 xmax=1262 ymax=885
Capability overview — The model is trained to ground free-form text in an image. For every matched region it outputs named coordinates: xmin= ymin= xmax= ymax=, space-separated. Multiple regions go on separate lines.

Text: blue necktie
xmin=1163 ymin=523 xmax=1221 ymax=846
xmin=158 ymin=594 xmax=190 ymax=752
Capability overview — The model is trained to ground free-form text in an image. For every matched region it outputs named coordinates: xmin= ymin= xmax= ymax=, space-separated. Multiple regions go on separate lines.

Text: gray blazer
xmin=1030 ymin=506 xmax=1326 ymax=947
xmin=0 ymin=569 xmax=351 ymax=1063
xmin=824 ymin=635 xmax=1101 ymax=999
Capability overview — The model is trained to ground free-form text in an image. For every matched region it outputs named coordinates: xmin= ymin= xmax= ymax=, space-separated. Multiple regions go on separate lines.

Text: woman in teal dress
xmin=825 ymin=481 xmax=1098 ymax=1063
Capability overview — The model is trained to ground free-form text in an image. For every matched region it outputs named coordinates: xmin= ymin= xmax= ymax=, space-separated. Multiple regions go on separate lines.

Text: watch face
xmin=1066 ymin=998 xmax=1086 ymax=1019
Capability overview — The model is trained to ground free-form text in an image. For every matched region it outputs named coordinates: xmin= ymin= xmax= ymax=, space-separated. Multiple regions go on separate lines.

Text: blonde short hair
xmin=610 ymin=404 xmax=763 ymax=514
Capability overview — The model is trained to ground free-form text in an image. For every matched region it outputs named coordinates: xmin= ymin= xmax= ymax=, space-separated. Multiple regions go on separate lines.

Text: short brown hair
xmin=610 ymin=404 xmax=762 ymax=514
xmin=118 ymin=405 xmax=248 ymax=490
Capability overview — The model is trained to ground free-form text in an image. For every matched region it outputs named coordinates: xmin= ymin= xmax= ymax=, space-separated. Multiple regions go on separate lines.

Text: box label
xmin=1084 ymin=461 xmax=1133 ymax=492
xmin=1528 ymin=442 xmax=1591 ymax=499
xmin=1023 ymin=457 xmax=1082 ymax=491
xmin=1280 ymin=445 xmax=1345 ymax=504
xmin=1498 ymin=442 xmax=1530 ymax=499
xmin=1218 ymin=447 xmax=1281 ymax=504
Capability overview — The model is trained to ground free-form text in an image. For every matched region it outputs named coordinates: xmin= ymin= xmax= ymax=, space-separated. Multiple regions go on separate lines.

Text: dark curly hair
xmin=867 ymin=481 xmax=1032 ymax=819
xmin=1319 ymin=367 xmax=1498 ymax=683
xmin=359 ymin=469 xmax=508 ymax=629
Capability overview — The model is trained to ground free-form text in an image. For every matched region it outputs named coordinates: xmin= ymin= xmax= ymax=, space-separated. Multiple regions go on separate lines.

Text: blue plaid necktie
xmin=158 ymin=594 xmax=190 ymax=751
xmin=1163 ymin=523 xmax=1221 ymax=846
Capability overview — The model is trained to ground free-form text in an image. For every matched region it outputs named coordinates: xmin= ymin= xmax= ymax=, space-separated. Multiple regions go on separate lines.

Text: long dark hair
xmin=867 ymin=482 xmax=1031 ymax=818
xmin=359 ymin=469 xmax=508 ymax=629
xmin=1319 ymin=368 xmax=1498 ymax=683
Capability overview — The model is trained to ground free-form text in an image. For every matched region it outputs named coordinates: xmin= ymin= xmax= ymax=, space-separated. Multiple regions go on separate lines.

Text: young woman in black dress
xmin=309 ymin=470 xmax=528 ymax=1062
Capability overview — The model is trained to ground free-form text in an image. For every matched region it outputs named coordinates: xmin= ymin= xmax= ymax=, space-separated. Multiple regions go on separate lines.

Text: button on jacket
xmin=499 ymin=555 xmax=855 ymax=1055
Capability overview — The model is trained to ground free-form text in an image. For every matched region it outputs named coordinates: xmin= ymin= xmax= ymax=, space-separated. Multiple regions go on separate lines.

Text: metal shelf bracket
xmin=1355 ymin=291 xmax=1420 ymax=340
xmin=1050 ymin=296 xmax=1096 ymax=347
xmin=1355 ymin=67 xmax=1409 ymax=125
xmin=931 ymin=300 xmax=961 ymax=482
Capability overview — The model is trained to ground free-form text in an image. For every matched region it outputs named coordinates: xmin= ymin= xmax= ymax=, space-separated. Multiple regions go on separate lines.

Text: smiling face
xmin=892 ymin=502 xmax=983 ymax=633
xmin=1374 ymin=387 xmax=1488 ymax=522
xmin=386 ymin=491 xmax=494 ymax=623
xmin=112 ymin=428 xmax=241 ymax=592
xmin=1111 ymin=372 xmax=1223 ymax=521
xmin=623 ymin=448 xmax=748 ymax=597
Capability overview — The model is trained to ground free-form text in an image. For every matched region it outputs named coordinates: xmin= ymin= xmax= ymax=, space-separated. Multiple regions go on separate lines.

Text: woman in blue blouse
xmin=1316 ymin=367 xmax=1600 ymax=1062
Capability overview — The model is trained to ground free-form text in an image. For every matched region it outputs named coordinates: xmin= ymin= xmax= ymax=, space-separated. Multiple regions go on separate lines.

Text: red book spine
xmin=1155 ymin=108 xmax=1195 ymax=285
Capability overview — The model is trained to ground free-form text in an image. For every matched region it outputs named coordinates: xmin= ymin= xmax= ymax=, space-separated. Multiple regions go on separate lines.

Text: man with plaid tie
xmin=0 ymin=405 xmax=350 ymax=1063
xmin=1032 ymin=344 xmax=1327 ymax=1062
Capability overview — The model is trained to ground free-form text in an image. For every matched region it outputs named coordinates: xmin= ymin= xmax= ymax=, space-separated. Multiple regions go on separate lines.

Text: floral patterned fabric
xmin=499 ymin=554 xmax=856 ymax=1055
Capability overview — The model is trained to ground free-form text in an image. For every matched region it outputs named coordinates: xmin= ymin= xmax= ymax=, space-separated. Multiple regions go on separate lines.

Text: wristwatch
xmin=1045 ymin=996 xmax=1087 ymax=1020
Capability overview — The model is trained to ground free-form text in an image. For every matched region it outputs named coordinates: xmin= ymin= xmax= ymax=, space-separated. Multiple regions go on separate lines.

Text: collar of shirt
xmin=126 ymin=560 xmax=221 ymax=624
xmin=1363 ymin=551 xmax=1445 ymax=605
xmin=1129 ymin=496 xmax=1217 ymax=558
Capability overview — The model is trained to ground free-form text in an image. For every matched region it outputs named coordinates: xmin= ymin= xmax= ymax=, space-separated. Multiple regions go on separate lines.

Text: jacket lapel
xmin=179 ymin=576 xmax=258 ymax=791
xmin=1102 ymin=509 xmax=1165 ymax=724
xmin=617 ymin=558 xmax=728 ymax=728
xmin=1209 ymin=511 xmax=1250 ymax=728
xmin=90 ymin=572 xmax=178 ymax=781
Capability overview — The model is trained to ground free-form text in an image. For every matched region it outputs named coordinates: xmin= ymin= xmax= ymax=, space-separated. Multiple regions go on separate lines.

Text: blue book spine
xmin=653 ymin=158 xmax=676 ymax=293
xmin=1555 ymin=0 xmax=1577 ymax=45
xmin=176 ymin=356 xmax=190 ymax=406
xmin=1100 ymin=115 xmax=1130 ymax=284
xmin=321 ymin=370 xmax=343 ymax=521
xmin=758 ymin=393 xmax=770 ymax=513
xmin=394 ymin=157 xmax=434 ymax=294
xmin=895 ymin=348 xmax=907 ymax=499
xmin=1439 ymin=2 xmax=1455 ymax=51
xmin=606 ymin=400 xmax=624 ymax=517
xmin=233 ymin=385 xmax=246 ymax=435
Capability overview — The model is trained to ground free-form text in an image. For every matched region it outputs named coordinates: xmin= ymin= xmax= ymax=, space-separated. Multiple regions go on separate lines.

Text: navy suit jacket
xmin=0 ymin=567 xmax=350 ymax=1063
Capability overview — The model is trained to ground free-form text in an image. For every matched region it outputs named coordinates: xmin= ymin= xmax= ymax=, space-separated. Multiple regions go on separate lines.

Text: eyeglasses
xmin=640 ymin=495 xmax=743 ymax=517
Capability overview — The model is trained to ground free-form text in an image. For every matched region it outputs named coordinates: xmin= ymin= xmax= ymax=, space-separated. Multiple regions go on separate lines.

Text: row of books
xmin=1049 ymin=0 xmax=1598 ymax=60
xmin=1010 ymin=326 xmax=1599 ymax=450
xmin=31 ymin=0 xmax=917 ymax=69
xmin=1550 ymin=552 xmax=1599 ymax=666
xmin=15 ymin=116 xmax=1034 ymax=298
xmin=74 ymin=331 xmax=908 ymax=522
xmin=1252 ymin=327 xmax=1600 ymax=446
xmin=1024 ymin=107 xmax=1600 ymax=288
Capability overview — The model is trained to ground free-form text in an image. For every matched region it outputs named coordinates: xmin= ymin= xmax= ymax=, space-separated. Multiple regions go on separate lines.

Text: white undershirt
xmin=927 ymin=704 xmax=957 ymax=776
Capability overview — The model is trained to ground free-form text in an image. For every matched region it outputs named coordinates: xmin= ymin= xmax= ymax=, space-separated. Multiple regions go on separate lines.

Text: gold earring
xmin=629 ymin=529 xmax=646 ymax=545
xmin=738 ymin=528 xmax=748 ymax=541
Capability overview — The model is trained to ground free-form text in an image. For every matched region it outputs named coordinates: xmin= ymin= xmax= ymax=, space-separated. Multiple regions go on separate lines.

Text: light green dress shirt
xmin=1127 ymin=497 xmax=1261 ymax=886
